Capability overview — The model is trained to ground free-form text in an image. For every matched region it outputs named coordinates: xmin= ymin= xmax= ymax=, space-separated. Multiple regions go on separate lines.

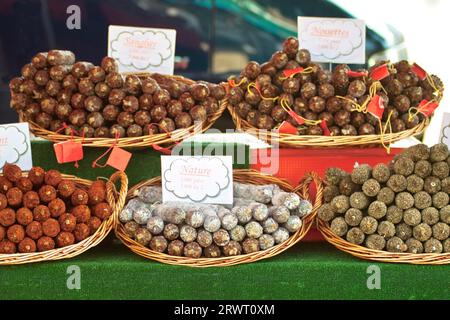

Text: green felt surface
xmin=1 ymin=236 xmax=448 ymax=300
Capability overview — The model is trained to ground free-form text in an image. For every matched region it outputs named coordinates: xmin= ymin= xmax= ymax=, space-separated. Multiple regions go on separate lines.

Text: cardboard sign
xmin=54 ymin=141 xmax=83 ymax=164
xmin=298 ymin=17 xmax=365 ymax=64
xmin=439 ymin=112 xmax=450 ymax=147
xmin=161 ymin=156 xmax=233 ymax=204
xmin=0 ymin=123 xmax=32 ymax=172
xmin=108 ymin=25 xmax=176 ymax=74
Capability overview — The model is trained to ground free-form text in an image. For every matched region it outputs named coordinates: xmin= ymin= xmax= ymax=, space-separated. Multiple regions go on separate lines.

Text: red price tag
xmin=347 ymin=70 xmax=368 ymax=77
xmin=418 ymin=99 xmax=439 ymax=117
xmin=370 ymin=64 xmax=390 ymax=81
xmin=287 ymin=110 xmax=305 ymax=125
xmin=277 ymin=121 xmax=298 ymax=134
xmin=321 ymin=119 xmax=331 ymax=136
xmin=152 ymin=144 xmax=173 ymax=155
xmin=106 ymin=147 xmax=131 ymax=171
xmin=411 ymin=63 xmax=427 ymax=80
xmin=367 ymin=95 xmax=385 ymax=119
xmin=54 ymin=141 xmax=83 ymax=164
xmin=283 ymin=67 xmax=304 ymax=78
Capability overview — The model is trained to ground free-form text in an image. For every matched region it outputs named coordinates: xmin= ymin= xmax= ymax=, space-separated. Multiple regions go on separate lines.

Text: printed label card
xmin=161 ymin=156 xmax=233 ymax=204
xmin=108 ymin=25 xmax=176 ymax=74
xmin=298 ymin=17 xmax=366 ymax=64
xmin=0 ymin=123 xmax=32 ymax=172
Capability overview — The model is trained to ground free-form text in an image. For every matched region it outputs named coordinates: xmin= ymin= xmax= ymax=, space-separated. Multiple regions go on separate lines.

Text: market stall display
xmin=0 ymin=164 xmax=127 ymax=265
xmin=9 ymin=51 xmax=227 ymax=148
xmin=317 ymin=143 xmax=450 ymax=264
xmin=115 ymin=170 xmax=322 ymax=267
xmin=226 ymin=37 xmax=443 ymax=149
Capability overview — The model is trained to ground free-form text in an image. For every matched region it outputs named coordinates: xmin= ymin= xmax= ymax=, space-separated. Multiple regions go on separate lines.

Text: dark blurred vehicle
xmin=0 ymin=0 xmax=407 ymax=124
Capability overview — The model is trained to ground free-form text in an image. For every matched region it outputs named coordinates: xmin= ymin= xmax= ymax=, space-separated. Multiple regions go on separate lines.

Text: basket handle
xmin=294 ymin=171 xmax=323 ymax=215
xmin=106 ymin=171 xmax=129 ymax=226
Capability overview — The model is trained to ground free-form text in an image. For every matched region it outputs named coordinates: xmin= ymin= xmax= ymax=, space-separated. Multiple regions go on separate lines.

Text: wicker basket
xmin=227 ymin=101 xmax=430 ymax=149
xmin=0 ymin=171 xmax=128 ymax=265
xmin=18 ymin=74 xmax=226 ymax=148
xmin=115 ymin=169 xmax=322 ymax=267
xmin=317 ymin=219 xmax=450 ymax=265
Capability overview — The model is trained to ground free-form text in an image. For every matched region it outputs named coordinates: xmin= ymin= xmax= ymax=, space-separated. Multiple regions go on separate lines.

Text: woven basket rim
xmin=317 ymin=218 xmax=450 ymax=265
xmin=226 ymin=100 xmax=430 ymax=148
xmin=0 ymin=171 xmax=128 ymax=265
xmin=115 ymin=169 xmax=323 ymax=267
xmin=18 ymin=73 xmax=226 ymax=148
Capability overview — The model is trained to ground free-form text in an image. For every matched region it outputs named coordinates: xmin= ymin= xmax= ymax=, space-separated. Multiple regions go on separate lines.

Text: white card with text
xmin=161 ymin=156 xmax=233 ymax=204
xmin=0 ymin=123 xmax=32 ymax=172
xmin=439 ymin=112 xmax=450 ymax=147
xmin=108 ymin=25 xmax=176 ymax=74
xmin=298 ymin=17 xmax=366 ymax=64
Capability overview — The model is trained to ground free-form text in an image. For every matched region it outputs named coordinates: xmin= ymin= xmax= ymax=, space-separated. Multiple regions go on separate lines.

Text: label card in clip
xmin=106 ymin=147 xmax=131 ymax=171
xmin=108 ymin=25 xmax=176 ymax=75
xmin=54 ymin=141 xmax=83 ymax=164
xmin=298 ymin=17 xmax=366 ymax=64
xmin=161 ymin=156 xmax=233 ymax=204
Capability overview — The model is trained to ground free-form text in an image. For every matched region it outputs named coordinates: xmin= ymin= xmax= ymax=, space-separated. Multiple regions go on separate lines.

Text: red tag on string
xmin=54 ymin=141 xmax=83 ymax=164
xmin=277 ymin=121 xmax=298 ymax=134
xmin=152 ymin=144 xmax=173 ymax=155
xmin=411 ymin=63 xmax=427 ymax=80
xmin=370 ymin=64 xmax=390 ymax=81
xmin=417 ymin=99 xmax=439 ymax=117
xmin=105 ymin=147 xmax=131 ymax=171
xmin=347 ymin=70 xmax=368 ymax=77
xmin=321 ymin=119 xmax=331 ymax=136
xmin=283 ymin=67 xmax=304 ymax=78
xmin=367 ymin=95 xmax=385 ymax=119
xmin=287 ymin=110 xmax=305 ymax=125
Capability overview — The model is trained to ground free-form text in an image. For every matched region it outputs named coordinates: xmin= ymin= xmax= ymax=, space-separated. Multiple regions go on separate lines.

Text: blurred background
xmin=0 ymin=0 xmax=448 ymax=144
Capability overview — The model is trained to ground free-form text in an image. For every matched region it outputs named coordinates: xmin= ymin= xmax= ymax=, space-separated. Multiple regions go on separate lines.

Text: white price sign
xmin=161 ymin=156 xmax=233 ymax=205
xmin=108 ymin=25 xmax=176 ymax=74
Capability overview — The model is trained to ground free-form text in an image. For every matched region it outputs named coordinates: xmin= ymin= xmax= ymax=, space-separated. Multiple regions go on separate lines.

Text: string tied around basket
xmin=149 ymin=122 xmax=180 ymax=155
xmin=247 ymin=82 xmax=279 ymax=102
